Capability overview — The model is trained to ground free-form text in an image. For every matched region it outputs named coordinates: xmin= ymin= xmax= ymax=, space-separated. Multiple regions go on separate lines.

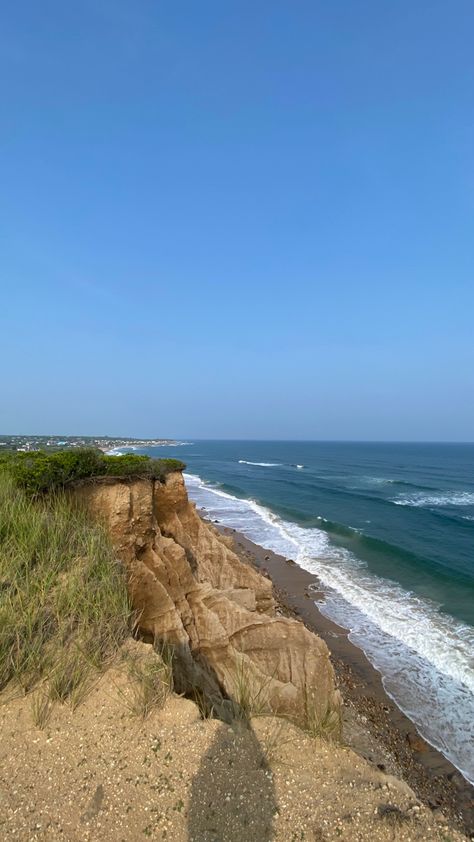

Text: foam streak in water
xmin=238 ymin=460 xmax=282 ymax=466
xmin=394 ymin=491 xmax=474 ymax=507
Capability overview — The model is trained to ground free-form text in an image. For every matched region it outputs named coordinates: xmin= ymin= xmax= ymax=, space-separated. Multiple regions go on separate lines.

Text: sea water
xmin=137 ymin=440 xmax=474 ymax=784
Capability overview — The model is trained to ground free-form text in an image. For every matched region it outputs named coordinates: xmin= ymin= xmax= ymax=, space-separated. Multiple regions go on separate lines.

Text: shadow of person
xmin=187 ymin=717 xmax=276 ymax=842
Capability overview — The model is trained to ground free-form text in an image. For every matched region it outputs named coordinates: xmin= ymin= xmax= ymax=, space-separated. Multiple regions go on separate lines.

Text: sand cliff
xmin=73 ymin=471 xmax=341 ymax=732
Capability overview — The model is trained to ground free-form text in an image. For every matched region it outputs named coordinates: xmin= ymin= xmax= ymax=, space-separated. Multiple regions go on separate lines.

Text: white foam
xmin=393 ymin=491 xmax=474 ymax=508
xmin=238 ymin=460 xmax=282 ymax=467
xmin=184 ymin=472 xmax=474 ymax=785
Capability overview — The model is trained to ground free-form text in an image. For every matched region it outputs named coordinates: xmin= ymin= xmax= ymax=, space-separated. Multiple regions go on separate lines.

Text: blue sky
xmin=1 ymin=1 xmax=473 ymax=440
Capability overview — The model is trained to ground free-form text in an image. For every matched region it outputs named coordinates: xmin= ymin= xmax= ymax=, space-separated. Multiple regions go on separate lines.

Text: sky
xmin=1 ymin=1 xmax=473 ymax=440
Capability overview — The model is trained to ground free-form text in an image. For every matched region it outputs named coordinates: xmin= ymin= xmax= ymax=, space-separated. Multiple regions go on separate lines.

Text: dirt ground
xmin=0 ymin=643 xmax=469 ymax=842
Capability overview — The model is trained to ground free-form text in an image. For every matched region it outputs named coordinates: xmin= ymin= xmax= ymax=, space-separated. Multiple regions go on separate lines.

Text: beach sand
xmin=211 ymin=519 xmax=474 ymax=836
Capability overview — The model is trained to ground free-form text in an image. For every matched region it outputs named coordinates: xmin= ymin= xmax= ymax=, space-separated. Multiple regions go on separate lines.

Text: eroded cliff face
xmin=72 ymin=472 xmax=341 ymax=730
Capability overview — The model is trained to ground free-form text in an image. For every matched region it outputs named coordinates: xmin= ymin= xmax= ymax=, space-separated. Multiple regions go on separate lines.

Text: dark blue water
xmin=122 ymin=441 xmax=474 ymax=782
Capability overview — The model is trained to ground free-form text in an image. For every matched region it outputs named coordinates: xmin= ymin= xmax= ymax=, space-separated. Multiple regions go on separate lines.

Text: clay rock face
xmin=72 ymin=473 xmax=341 ymax=730
xmin=153 ymin=473 xmax=275 ymax=614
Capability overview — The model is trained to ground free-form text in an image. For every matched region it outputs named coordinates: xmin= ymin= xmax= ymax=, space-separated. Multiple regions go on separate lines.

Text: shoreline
xmin=209 ymin=517 xmax=474 ymax=835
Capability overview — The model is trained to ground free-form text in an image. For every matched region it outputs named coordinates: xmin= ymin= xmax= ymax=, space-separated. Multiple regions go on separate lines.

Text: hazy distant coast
xmin=0 ymin=434 xmax=180 ymax=454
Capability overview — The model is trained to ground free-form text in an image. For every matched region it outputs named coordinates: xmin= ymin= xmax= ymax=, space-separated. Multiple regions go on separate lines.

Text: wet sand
xmin=209 ymin=518 xmax=474 ymax=835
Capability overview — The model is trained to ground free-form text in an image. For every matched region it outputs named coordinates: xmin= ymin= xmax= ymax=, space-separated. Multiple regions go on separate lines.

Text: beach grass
xmin=231 ymin=655 xmax=275 ymax=721
xmin=122 ymin=642 xmax=174 ymax=719
xmin=302 ymin=687 xmax=342 ymax=741
xmin=0 ymin=470 xmax=131 ymax=702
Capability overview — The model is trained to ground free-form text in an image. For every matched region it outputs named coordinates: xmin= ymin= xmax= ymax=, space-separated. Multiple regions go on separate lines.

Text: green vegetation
xmin=230 ymin=655 xmax=275 ymax=722
xmin=227 ymin=657 xmax=341 ymax=740
xmin=0 ymin=470 xmax=131 ymax=702
xmin=0 ymin=448 xmax=186 ymax=495
xmin=123 ymin=643 xmax=174 ymax=719
xmin=0 ymin=448 xmax=183 ymax=714
xmin=302 ymin=687 xmax=341 ymax=741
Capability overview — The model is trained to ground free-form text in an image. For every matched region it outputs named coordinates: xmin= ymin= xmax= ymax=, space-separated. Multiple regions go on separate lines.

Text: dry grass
xmin=229 ymin=655 xmax=280 ymax=725
xmin=258 ymin=717 xmax=295 ymax=766
xmin=303 ymin=686 xmax=341 ymax=741
xmin=31 ymin=688 xmax=53 ymax=729
xmin=122 ymin=643 xmax=174 ymax=719
xmin=189 ymin=686 xmax=215 ymax=720
xmin=229 ymin=656 xmax=341 ymax=744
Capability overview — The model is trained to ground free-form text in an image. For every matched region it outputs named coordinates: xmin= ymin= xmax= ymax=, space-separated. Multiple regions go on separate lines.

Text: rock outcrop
xmin=73 ymin=472 xmax=341 ymax=730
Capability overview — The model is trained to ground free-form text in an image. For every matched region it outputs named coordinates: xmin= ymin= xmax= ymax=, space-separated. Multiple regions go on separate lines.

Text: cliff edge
xmin=73 ymin=471 xmax=341 ymax=731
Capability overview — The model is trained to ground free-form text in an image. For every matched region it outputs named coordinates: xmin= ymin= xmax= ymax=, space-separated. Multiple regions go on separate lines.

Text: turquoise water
xmin=132 ymin=441 xmax=474 ymax=783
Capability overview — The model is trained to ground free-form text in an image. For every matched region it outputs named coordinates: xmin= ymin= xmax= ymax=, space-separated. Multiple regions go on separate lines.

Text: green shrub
xmin=103 ymin=454 xmax=150 ymax=476
xmin=0 ymin=450 xmax=16 ymax=468
xmin=144 ymin=457 xmax=187 ymax=482
xmin=103 ymin=454 xmax=186 ymax=482
xmin=1 ymin=449 xmax=186 ymax=494
xmin=7 ymin=448 xmax=104 ymax=494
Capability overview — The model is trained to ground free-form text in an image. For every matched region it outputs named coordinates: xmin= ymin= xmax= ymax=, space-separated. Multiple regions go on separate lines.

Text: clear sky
xmin=1 ymin=1 xmax=473 ymax=440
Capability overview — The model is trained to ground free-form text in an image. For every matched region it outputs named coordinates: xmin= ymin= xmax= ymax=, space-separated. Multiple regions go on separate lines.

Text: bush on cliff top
xmin=0 ymin=448 xmax=186 ymax=494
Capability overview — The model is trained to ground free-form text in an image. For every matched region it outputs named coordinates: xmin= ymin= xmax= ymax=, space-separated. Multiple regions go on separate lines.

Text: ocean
xmin=134 ymin=440 xmax=474 ymax=784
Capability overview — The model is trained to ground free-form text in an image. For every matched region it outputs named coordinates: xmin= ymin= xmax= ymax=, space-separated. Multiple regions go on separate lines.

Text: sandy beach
xmin=213 ymin=520 xmax=474 ymax=836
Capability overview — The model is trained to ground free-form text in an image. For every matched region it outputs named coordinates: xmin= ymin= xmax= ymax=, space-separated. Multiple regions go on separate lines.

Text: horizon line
xmin=2 ymin=434 xmax=474 ymax=445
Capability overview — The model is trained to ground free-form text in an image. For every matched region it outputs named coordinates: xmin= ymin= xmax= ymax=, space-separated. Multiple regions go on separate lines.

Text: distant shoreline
xmin=0 ymin=435 xmax=187 ymax=454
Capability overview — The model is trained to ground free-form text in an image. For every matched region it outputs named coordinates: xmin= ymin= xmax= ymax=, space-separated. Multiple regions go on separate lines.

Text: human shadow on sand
xmin=164 ymin=641 xmax=277 ymax=841
xmin=187 ymin=717 xmax=276 ymax=842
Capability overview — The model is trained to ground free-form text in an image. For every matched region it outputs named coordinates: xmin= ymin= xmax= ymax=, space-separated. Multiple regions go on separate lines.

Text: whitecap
xmin=394 ymin=491 xmax=474 ymax=508
xmin=238 ymin=460 xmax=282 ymax=467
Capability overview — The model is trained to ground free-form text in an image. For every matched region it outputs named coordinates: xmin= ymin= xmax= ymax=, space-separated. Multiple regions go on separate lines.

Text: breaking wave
xmin=238 ymin=460 xmax=282 ymax=467
xmin=184 ymin=472 xmax=474 ymax=785
xmin=105 ymin=446 xmax=138 ymax=456
xmin=393 ymin=491 xmax=474 ymax=508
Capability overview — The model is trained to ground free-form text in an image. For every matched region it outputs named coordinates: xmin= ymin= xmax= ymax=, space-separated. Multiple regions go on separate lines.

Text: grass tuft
xmin=302 ymin=687 xmax=341 ymax=741
xmin=31 ymin=688 xmax=53 ymax=729
xmin=123 ymin=643 xmax=174 ymax=719
xmin=377 ymin=803 xmax=410 ymax=824
xmin=189 ymin=686 xmax=215 ymax=720
xmin=258 ymin=717 xmax=294 ymax=766
xmin=231 ymin=656 xmax=274 ymax=722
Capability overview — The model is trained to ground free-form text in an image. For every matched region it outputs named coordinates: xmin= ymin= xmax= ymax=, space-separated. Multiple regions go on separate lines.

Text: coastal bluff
xmin=72 ymin=470 xmax=342 ymax=730
xmin=1 ymin=460 xmax=470 ymax=840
